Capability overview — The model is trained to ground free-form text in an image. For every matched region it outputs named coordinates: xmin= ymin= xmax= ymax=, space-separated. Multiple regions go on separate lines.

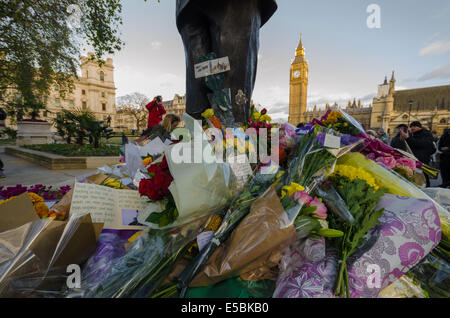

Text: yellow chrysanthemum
xmin=202 ymin=109 xmax=215 ymax=119
xmin=34 ymin=201 xmax=49 ymax=213
xmin=281 ymin=182 xmax=305 ymax=198
xmin=331 ymin=165 xmax=379 ymax=191
xmin=28 ymin=192 xmax=44 ymax=204
xmin=0 ymin=196 xmax=16 ymax=206
xmin=323 ymin=111 xmax=342 ymax=125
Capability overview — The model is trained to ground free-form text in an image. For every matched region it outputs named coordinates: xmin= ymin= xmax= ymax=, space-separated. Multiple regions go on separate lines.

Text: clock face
xmin=293 ymin=70 xmax=301 ymax=79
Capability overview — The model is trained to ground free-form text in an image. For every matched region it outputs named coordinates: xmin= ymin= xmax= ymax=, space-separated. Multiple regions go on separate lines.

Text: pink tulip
xmin=309 ymin=197 xmax=328 ymax=219
xmin=292 ymin=191 xmax=313 ymax=206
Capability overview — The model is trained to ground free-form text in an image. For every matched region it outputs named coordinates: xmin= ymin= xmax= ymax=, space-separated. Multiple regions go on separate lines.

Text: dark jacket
xmin=406 ymin=128 xmax=435 ymax=164
xmin=390 ymin=134 xmax=408 ymax=152
xmin=438 ymin=130 xmax=450 ymax=160
xmin=176 ymin=0 xmax=278 ymax=30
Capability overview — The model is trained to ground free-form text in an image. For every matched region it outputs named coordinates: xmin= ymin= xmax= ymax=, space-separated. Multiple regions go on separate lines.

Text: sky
xmin=98 ymin=0 xmax=450 ymax=121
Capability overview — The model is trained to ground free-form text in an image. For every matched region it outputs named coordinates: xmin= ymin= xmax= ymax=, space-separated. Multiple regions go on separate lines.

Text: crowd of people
xmin=385 ymin=121 xmax=448 ymax=188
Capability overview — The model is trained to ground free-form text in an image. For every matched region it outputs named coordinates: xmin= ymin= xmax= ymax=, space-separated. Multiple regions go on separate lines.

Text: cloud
xmin=418 ymin=63 xmax=450 ymax=81
xmin=419 ymin=41 xmax=450 ymax=56
xmin=151 ymin=41 xmax=162 ymax=50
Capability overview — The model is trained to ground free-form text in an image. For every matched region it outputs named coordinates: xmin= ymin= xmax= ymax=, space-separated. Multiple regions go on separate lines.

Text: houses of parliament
xmin=288 ymin=36 xmax=450 ymax=136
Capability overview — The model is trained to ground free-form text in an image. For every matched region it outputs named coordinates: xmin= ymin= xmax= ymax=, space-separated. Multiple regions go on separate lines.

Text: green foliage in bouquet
xmin=327 ymin=175 xmax=386 ymax=298
xmin=145 ymin=195 xmax=179 ymax=228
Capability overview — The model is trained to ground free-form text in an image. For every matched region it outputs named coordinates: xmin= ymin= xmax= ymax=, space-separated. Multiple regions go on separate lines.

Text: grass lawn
xmin=24 ymin=143 xmax=121 ymax=157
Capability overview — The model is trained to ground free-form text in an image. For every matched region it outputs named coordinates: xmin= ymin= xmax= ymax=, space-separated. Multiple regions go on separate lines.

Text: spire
xmin=296 ymin=33 xmax=305 ymax=56
xmin=391 ymin=70 xmax=396 ymax=82
xmin=383 ymin=76 xmax=388 ymax=85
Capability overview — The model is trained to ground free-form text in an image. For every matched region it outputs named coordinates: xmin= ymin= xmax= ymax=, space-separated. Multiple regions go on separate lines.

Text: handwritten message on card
xmin=70 ymin=183 xmax=149 ymax=230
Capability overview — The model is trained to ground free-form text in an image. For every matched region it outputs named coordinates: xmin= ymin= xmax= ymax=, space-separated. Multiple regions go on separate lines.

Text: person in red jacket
xmin=146 ymin=95 xmax=166 ymax=128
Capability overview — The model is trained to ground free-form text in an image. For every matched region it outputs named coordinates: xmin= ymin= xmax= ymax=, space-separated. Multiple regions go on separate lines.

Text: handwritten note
xmin=70 ymin=183 xmax=149 ymax=230
xmin=228 ymin=155 xmax=253 ymax=187
xmin=324 ymin=134 xmax=341 ymax=149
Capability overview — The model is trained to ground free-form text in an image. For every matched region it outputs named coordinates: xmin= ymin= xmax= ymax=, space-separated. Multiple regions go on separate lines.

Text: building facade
xmin=2 ymin=53 xmax=117 ymax=130
xmin=372 ymin=73 xmax=450 ymax=136
xmin=287 ymin=37 xmax=450 ymax=136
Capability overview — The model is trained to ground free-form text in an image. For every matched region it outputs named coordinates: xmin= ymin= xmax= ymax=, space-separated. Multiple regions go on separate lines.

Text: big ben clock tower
xmin=288 ymin=34 xmax=309 ymax=126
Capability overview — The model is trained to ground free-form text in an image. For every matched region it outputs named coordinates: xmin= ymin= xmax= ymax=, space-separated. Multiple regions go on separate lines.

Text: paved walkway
xmin=0 ymin=152 xmax=96 ymax=188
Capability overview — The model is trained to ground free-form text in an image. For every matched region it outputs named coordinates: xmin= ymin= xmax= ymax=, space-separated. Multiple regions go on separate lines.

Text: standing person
xmin=377 ymin=128 xmax=389 ymax=144
xmin=146 ymin=96 xmax=166 ymax=129
xmin=438 ymin=128 xmax=450 ymax=188
xmin=390 ymin=124 xmax=409 ymax=152
xmin=400 ymin=121 xmax=436 ymax=187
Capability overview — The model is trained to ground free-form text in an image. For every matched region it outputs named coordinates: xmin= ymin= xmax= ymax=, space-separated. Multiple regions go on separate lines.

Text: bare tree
xmin=116 ymin=92 xmax=149 ymax=131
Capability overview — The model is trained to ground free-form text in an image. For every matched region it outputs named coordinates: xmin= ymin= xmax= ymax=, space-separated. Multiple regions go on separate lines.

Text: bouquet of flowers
xmin=138 ymin=155 xmax=178 ymax=227
xmin=326 ymin=164 xmax=387 ymax=297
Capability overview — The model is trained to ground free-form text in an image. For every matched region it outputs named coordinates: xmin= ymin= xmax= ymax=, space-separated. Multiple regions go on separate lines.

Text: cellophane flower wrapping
xmin=0 ymin=213 xmax=98 ymax=297
xmin=274 ymin=193 xmax=441 ymax=298
xmin=338 ymin=152 xmax=450 ymax=239
xmin=83 ymin=216 xmax=209 ymax=298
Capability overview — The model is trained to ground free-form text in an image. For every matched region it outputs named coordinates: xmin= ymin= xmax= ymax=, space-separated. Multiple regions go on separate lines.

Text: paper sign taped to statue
xmin=70 ymin=182 xmax=149 ymax=230
xmin=194 ymin=57 xmax=230 ymax=79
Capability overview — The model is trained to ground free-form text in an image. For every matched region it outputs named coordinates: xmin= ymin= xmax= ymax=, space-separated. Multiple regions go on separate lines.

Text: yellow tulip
xmin=281 ymin=182 xmax=305 ymax=198
xmin=202 ymin=109 xmax=215 ymax=119
xmin=253 ymin=112 xmax=261 ymax=121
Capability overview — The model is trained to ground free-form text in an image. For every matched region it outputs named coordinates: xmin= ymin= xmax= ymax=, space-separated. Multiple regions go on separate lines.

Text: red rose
xmin=261 ymin=108 xmax=267 ymax=115
xmin=160 ymin=155 xmax=169 ymax=170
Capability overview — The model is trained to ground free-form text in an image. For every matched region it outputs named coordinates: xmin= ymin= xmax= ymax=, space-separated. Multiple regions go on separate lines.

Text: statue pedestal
xmin=16 ymin=121 xmax=53 ymax=145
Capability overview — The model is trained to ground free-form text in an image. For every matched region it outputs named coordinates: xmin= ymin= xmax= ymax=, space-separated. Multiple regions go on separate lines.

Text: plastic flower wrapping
xmin=0 ymin=105 xmax=449 ymax=299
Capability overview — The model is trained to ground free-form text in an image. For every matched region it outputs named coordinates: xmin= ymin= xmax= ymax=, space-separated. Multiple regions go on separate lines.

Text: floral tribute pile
xmin=0 ymin=105 xmax=448 ymax=299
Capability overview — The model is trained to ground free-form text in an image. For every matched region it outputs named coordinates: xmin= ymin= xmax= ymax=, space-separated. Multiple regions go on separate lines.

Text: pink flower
xmin=309 ymin=197 xmax=327 ymax=219
xmin=375 ymin=156 xmax=397 ymax=169
xmin=396 ymin=157 xmax=417 ymax=172
xmin=292 ymin=191 xmax=313 ymax=206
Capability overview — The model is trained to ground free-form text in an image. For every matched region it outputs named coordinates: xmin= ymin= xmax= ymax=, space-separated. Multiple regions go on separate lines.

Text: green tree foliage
xmin=0 ymin=0 xmax=125 ymax=116
xmin=52 ymin=109 xmax=113 ymax=147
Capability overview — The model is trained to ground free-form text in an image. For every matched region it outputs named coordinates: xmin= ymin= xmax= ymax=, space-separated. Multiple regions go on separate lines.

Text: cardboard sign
xmin=0 ymin=193 xmax=39 ymax=233
xmin=194 ymin=57 xmax=230 ymax=79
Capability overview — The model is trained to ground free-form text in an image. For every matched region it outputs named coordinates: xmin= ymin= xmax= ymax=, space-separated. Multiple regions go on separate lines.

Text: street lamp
xmin=408 ymin=100 xmax=413 ymax=127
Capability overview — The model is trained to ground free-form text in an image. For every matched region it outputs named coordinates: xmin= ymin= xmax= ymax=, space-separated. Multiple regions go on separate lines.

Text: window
xmin=55 ymin=98 xmax=60 ymax=106
xmin=82 ymin=101 xmax=87 ymax=109
xmin=102 ymin=92 xmax=105 ymax=98
xmin=100 ymin=71 xmax=104 ymax=81
xmin=102 ymin=103 xmax=106 ymax=111
xmin=82 ymin=89 xmax=86 ymax=95
xmin=441 ymin=119 xmax=447 ymax=124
